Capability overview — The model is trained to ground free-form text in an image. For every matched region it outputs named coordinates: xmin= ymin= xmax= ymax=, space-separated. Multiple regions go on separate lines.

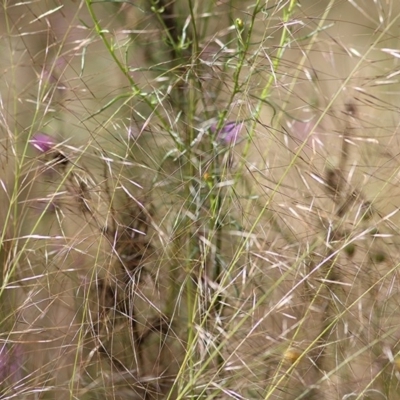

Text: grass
xmin=1 ymin=0 xmax=400 ymax=399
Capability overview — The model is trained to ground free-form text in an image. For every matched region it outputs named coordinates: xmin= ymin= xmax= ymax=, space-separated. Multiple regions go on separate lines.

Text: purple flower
xmin=210 ymin=121 xmax=244 ymax=145
xmin=29 ymin=132 xmax=69 ymax=169
xmin=30 ymin=132 xmax=57 ymax=153
xmin=0 ymin=344 xmax=23 ymax=384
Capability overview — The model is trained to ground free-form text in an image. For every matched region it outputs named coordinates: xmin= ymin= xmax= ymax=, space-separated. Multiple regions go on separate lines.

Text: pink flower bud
xmin=30 ymin=132 xmax=57 ymax=153
xmin=29 ymin=132 xmax=69 ymax=169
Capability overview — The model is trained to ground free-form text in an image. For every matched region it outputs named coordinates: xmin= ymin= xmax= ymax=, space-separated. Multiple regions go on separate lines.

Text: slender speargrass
xmin=2 ymin=1 xmax=400 ymax=399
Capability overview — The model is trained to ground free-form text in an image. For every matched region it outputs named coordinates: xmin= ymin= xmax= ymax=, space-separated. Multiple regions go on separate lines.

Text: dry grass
xmin=1 ymin=0 xmax=400 ymax=399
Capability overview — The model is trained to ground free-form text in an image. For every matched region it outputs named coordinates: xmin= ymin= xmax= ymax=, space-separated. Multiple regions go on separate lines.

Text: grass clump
xmin=1 ymin=0 xmax=400 ymax=399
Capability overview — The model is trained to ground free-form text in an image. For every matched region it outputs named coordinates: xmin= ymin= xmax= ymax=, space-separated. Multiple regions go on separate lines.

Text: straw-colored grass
xmin=1 ymin=1 xmax=400 ymax=399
